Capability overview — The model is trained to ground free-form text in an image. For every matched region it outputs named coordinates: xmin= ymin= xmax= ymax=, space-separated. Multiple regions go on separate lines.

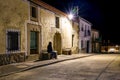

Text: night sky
xmin=41 ymin=0 xmax=120 ymax=45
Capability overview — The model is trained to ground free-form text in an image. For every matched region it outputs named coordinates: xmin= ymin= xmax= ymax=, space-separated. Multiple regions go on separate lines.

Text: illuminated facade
xmin=0 ymin=0 xmax=79 ymax=60
xmin=71 ymin=21 xmax=79 ymax=54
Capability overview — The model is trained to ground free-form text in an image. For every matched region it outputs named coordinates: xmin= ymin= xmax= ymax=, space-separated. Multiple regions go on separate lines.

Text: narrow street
xmin=0 ymin=54 xmax=120 ymax=80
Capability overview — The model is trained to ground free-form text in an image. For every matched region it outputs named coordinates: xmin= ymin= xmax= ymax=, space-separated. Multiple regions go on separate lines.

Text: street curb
xmin=0 ymin=54 xmax=95 ymax=77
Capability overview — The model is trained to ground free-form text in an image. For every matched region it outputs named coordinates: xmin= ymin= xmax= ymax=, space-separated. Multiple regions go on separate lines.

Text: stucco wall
xmin=0 ymin=0 xmax=74 ymax=55
xmin=79 ymin=18 xmax=92 ymax=53
xmin=40 ymin=8 xmax=56 ymax=50
xmin=0 ymin=0 xmax=29 ymax=54
xmin=91 ymin=30 xmax=99 ymax=40
xmin=61 ymin=17 xmax=72 ymax=49
xmin=72 ymin=22 xmax=79 ymax=54
xmin=39 ymin=8 xmax=73 ymax=50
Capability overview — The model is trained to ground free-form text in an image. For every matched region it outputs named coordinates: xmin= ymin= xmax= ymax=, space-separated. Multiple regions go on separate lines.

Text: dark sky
xmin=41 ymin=0 xmax=120 ymax=45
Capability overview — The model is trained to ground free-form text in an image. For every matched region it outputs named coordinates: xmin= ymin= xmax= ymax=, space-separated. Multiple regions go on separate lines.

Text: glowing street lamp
xmin=67 ymin=6 xmax=79 ymax=20
xmin=68 ymin=13 xmax=73 ymax=20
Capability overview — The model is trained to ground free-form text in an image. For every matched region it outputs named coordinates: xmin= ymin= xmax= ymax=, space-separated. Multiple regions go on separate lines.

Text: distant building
xmin=79 ymin=17 xmax=92 ymax=53
xmin=91 ymin=29 xmax=101 ymax=53
xmin=101 ymin=40 xmax=110 ymax=52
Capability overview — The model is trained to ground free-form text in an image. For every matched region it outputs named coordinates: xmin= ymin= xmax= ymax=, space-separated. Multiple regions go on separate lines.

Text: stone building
xmin=79 ymin=17 xmax=92 ymax=53
xmin=91 ymin=29 xmax=101 ymax=53
xmin=71 ymin=21 xmax=79 ymax=54
xmin=0 ymin=0 xmax=79 ymax=64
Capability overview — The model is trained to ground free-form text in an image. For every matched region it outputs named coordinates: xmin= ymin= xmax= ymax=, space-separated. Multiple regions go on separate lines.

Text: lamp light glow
xmin=68 ymin=14 xmax=73 ymax=20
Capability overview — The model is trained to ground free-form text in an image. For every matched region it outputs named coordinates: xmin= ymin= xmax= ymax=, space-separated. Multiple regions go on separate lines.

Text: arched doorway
xmin=53 ymin=33 xmax=62 ymax=55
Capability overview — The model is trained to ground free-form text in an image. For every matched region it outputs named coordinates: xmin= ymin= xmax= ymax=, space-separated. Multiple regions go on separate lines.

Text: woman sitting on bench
xmin=47 ymin=42 xmax=57 ymax=59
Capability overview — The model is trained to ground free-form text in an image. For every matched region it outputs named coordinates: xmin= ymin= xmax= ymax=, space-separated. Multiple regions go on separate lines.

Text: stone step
xmin=26 ymin=54 xmax=39 ymax=61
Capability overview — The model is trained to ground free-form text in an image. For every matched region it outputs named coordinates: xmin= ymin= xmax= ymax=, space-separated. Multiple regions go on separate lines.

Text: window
xmin=30 ymin=4 xmax=38 ymax=21
xmin=81 ymin=40 xmax=83 ymax=48
xmin=31 ymin=7 xmax=37 ymax=18
xmin=88 ymin=30 xmax=91 ymax=36
xmin=81 ymin=27 xmax=83 ymax=31
xmin=55 ymin=16 xmax=59 ymax=28
xmin=84 ymin=25 xmax=87 ymax=37
xmin=72 ymin=35 xmax=74 ymax=47
xmin=84 ymin=30 xmax=87 ymax=37
xmin=81 ymin=23 xmax=84 ymax=31
xmin=7 ymin=31 xmax=20 ymax=51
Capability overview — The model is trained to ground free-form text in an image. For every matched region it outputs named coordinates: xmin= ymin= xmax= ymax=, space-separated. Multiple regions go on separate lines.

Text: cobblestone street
xmin=0 ymin=54 xmax=120 ymax=80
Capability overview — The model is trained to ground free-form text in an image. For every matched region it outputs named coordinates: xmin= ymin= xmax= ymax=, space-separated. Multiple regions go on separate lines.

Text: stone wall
xmin=72 ymin=22 xmax=79 ymax=54
xmin=0 ymin=0 xmax=29 ymax=54
xmin=0 ymin=52 xmax=25 ymax=66
xmin=0 ymin=0 xmax=76 ymax=55
xmin=40 ymin=8 xmax=56 ymax=50
xmin=36 ymin=7 xmax=73 ymax=54
xmin=61 ymin=17 xmax=72 ymax=49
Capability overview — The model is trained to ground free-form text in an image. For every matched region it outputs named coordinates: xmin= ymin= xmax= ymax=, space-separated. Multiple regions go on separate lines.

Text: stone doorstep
xmin=25 ymin=54 xmax=39 ymax=61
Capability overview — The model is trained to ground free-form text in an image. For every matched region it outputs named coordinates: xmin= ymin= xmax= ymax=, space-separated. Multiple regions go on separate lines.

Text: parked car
xmin=108 ymin=48 xmax=118 ymax=53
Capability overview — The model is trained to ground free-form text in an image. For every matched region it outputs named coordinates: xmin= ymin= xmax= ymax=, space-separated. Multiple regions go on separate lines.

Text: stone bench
xmin=62 ymin=48 xmax=72 ymax=55
xmin=40 ymin=50 xmax=57 ymax=60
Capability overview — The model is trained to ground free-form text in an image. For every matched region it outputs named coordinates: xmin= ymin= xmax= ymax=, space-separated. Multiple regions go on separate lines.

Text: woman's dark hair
xmin=49 ymin=42 xmax=52 ymax=45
